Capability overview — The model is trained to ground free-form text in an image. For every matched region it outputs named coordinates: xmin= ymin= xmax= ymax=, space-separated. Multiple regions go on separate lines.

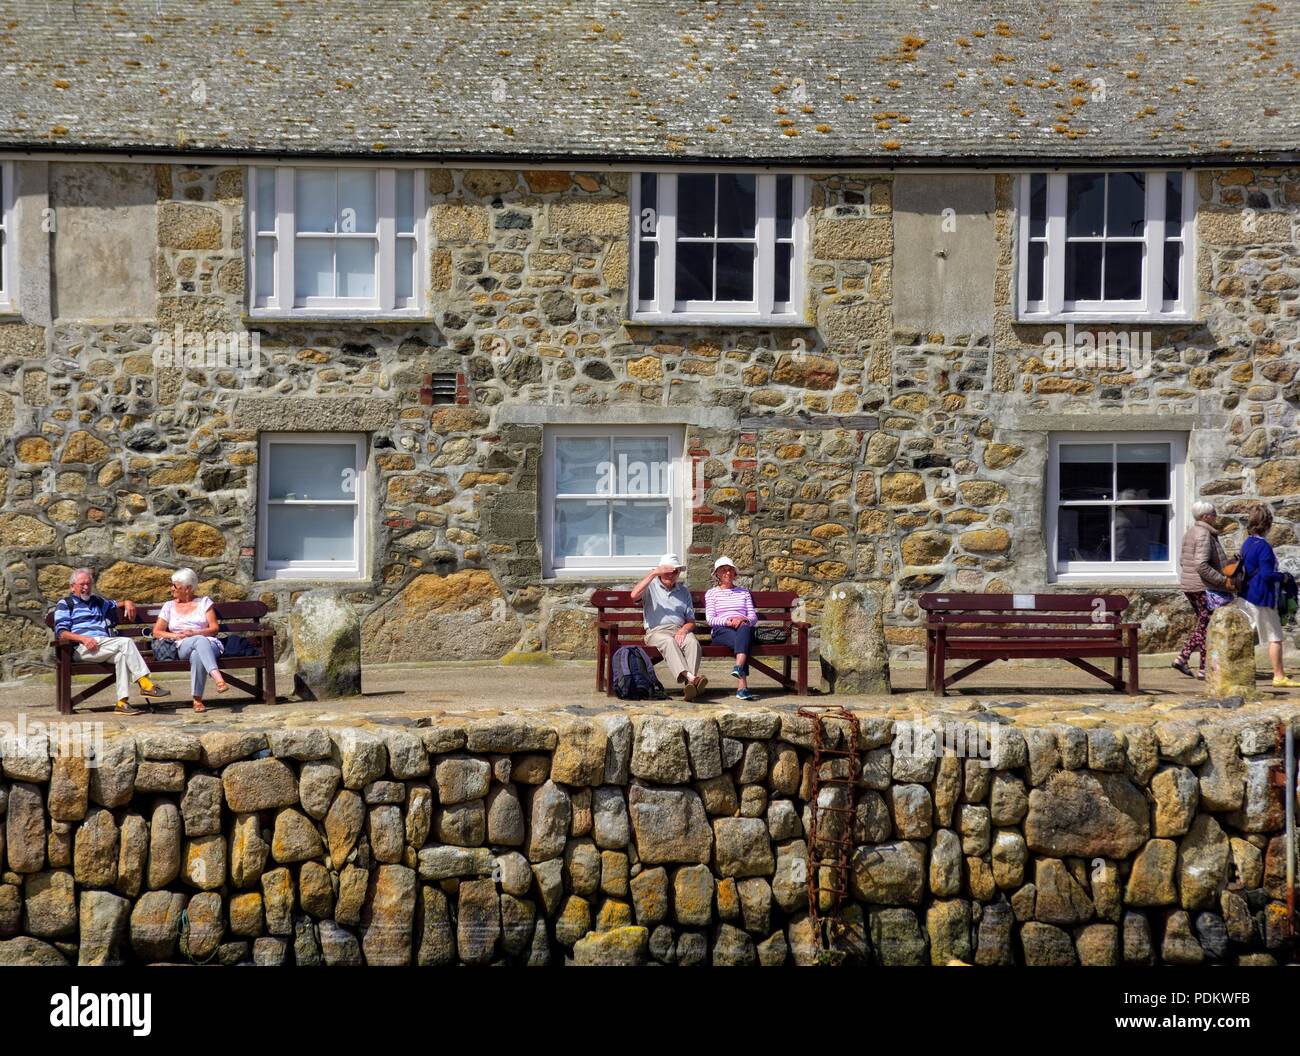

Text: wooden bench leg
xmin=58 ymin=648 xmax=71 ymax=715
xmin=934 ymin=633 xmax=946 ymax=697
xmin=1126 ymin=628 xmax=1139 ymax=694
xmin=263 ymin=653 xmax=277 ymax=705
xmin=596 ymin=636 xmax=605 ymax=693
xmin=925 ymin=631 xmax=934 ymax=693
xmin=606 ymin=631 xmax=618 ymax=698
xmin=796 ymin=630 xmax=808 ymax=696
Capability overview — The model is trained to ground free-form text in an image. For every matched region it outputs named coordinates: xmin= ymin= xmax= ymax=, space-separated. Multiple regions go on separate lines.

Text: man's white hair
xmin=69 ymin=567 xmax=95 ymax=585
xmin=1191 ymin=500 xmax=1217 ymax=520
xmin=171 ymin=568 xmax=200 ymax=590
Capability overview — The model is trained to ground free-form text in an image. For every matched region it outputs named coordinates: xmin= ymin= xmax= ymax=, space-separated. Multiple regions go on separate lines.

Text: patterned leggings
xmin=1177 ymin=591 xmax=1211 ymax=671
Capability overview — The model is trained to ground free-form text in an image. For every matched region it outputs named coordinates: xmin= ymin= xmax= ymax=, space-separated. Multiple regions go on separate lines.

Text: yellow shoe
xmin=1271 ymin=676 xmax=1300 ymax=689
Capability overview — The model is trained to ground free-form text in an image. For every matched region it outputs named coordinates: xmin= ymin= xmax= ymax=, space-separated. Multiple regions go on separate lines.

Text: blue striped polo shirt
xmin=52 ymin=594 xmax=120 ymax=638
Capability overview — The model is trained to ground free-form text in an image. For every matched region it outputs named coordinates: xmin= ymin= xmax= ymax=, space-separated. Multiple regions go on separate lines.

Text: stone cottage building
xmin=0 ymin=0 xmax=1297 ymax=679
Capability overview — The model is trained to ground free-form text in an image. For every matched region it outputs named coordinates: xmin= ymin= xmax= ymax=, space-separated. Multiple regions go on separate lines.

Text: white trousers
xmin=75 ymin=637 xmax=150 ymax=700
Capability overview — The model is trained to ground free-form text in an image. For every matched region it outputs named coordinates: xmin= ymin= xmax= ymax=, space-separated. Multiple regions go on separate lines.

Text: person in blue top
xmin=1237 ymin=505 xmax=1300 ymax=688
xmin=51 ymin=568 xmax=171 ymax=714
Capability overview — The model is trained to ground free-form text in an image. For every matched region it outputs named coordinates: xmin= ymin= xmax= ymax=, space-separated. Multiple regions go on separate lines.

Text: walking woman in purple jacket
xmin=1237 ymin=505 xmax=1300 ymax=688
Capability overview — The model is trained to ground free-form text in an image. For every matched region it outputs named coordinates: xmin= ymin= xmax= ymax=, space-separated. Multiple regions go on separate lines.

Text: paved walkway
xmin=4 ymin=651 xmax=1299 ymax=731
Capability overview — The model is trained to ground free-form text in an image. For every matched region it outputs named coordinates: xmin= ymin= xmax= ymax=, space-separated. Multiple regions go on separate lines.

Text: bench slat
xmin=919 ymin=592 xmax=1129 ymax=613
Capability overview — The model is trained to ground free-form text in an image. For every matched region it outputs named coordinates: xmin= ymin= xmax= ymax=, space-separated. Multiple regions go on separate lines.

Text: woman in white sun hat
xmin=705 ymin=555 xmax=759 ymax=701
xmin=629 ymin=553 xmax=708 ymax=700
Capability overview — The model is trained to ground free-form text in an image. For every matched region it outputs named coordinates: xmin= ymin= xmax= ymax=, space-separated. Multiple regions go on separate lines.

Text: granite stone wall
xmin=0 ymin=162 xmax=1296 ymax=677
xmin=0 ymin=708 xmax=1293 ymax=966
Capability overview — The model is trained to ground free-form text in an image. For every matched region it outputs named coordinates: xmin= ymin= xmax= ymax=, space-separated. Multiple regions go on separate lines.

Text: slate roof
xmin=0 ymin=0 xmax=1297 ymax=165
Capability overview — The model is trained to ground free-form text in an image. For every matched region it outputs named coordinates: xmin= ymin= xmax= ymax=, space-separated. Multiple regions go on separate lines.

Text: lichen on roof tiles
xmin=0 ymin=0 xmax=1294 ymax=162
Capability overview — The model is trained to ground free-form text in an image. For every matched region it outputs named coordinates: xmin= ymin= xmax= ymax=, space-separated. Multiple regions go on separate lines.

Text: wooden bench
xmin=45 ymin=601 xmax=277 ymax=715
xmin=591 ymin=589 xmax=810 ymax=696
xmin=918 ymin=592 xmax=1139 ymax=697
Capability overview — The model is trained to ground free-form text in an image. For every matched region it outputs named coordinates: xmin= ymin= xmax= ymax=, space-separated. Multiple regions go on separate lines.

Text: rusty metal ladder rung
xmin=798 ymin=704 xmax=860 ymax=960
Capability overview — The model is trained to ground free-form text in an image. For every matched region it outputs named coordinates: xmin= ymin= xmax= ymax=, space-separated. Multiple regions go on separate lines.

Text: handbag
xmin=150 ymin=637 xmax=180 ymax=662
xmin=1223 ymin=538 xmax=1258 ymax=594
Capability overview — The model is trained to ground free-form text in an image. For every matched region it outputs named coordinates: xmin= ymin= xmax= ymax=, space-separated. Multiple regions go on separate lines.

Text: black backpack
xmin=612 ymin=646 xmax=668 ymax=701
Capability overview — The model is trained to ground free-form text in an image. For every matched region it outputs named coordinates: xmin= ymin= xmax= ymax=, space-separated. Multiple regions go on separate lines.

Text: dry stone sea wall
xmin=0 ymin=707 xmax=1294 ymax=966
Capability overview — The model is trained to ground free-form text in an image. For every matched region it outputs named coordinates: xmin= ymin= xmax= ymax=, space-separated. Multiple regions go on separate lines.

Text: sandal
xmin=212 ymin=676 xmax=229 ymax=693
xmin=192 ymin=700 xmax=207 ymax=713
xmin=1171 ymin=659 xmax=1194 ymax=679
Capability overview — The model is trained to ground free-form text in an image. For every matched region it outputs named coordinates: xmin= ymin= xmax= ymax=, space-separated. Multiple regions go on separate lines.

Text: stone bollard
xmin=818 ymin=581 xmax=890 ymax=695
xmin=1204 ymin=603 xmax=1257 ymax=700
xmin=291 ymin=589 xmax=362 ymax=700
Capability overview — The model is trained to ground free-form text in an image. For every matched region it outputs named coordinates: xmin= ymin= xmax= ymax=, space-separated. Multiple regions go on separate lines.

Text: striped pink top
xmin=705 ymin=586 xmax=757 ymax=628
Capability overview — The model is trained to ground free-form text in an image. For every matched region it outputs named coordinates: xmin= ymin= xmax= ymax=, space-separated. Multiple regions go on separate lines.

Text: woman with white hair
xmin=150 ymin=569 xmax=226 ymax=712
xmin=1173 ymin=500 xmax=1231 ymax=679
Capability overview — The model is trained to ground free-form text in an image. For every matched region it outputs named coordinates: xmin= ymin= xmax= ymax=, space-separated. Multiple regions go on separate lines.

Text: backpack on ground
xmin=611 ymin=645 xmax=667 ymax=701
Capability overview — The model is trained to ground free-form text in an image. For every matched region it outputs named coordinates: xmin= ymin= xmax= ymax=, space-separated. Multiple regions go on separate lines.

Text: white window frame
xmin=541 ymin=425 xmax=687 ymax=579
xmin=247 ymin=165 xmax=425 ymax=317
xmin=257 ymin=432 xmax=367 ymax=581
xmin=0 ymin=161 xmax=14 ymax=312
xmin=631 ymin=172 xmax=807 ymax=324
xmin=1046 ymin=431 xmax=1186 ymax=584
xmin=1017 ymin=171 xmax=1195 ymax=322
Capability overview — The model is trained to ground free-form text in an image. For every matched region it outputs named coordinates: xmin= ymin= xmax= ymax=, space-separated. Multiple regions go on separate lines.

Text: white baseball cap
xmin=712 ymin=555 xmax=738 ymax=575
xmin=657 ymin=553 xmax=685 ymax=571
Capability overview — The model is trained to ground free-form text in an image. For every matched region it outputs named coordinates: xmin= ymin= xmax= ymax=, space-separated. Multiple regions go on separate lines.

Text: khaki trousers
xmin=75 ymin=637 xmax=150 ymax=700
xmin=644 ymin=623 xmax=701 ymax=683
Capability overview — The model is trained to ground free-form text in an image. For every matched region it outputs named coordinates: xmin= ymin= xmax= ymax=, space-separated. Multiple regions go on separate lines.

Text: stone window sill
xmin=622 ymin=319 xmax=816 ymax=331
xmin=243 ymin=313 xmax=433 ymax=326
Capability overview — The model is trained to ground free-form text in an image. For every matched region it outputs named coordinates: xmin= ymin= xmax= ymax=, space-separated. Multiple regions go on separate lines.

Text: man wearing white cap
xmin=629 ymin=554 xmax=708 ymax=700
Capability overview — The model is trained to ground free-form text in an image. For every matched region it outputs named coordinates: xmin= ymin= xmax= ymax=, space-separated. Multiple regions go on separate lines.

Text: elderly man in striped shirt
xmin=52 ymin=568 xmax=170 ymax=715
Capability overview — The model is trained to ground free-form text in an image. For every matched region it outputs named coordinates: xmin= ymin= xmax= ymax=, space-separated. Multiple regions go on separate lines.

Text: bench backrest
xmin=918 ymin=592 xmax=1131 ymax=634
xmin=591 ymin=589 xmax=800 ymax=626
xmin=45 ymin=600 xmax=270 ymax=637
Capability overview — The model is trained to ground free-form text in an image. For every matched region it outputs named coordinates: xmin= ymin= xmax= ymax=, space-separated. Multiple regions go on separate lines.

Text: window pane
xmin=1106 ymin=172 xmax=1145 ymax=237
xmin=554 ymin=436 xmax=609 ymax=494
xmin=1104 ymin=241 xmax=1143 ymax=301
xmin=774 ymin=242 xmax=792 ymax=303
xmin=1057 ymin=506 xmax=1112 ymax=562
xmin=295 ymin=170 xmax=335 ymax=233
xmin=396 ymin=237 xmax=414 ymax=303
xmin=640 ymin=173 xmax=658 ymax=217
xmin=267 ymin=505 xmax=356 ymax=563
xmin=1163 ymin=241 xmax=1182 ymax=301
xmin=268 ymin=442 xmax=356 ymax=500
xmin=1165 ymin=172 xmax=1183 ymax=226
xmin=715 ymin=242 xmax=755 ymax=301
xmin=613 ymin=501 xmax=668 ymax=556
xmin=1059 ymin=444 xmax=1113 ymax=501
xmin=337 ymin=238 xmax=376 ymax=299
xmin=338 ymin=169 xmax=377 ymax=233
xmin=295 ymin=239 xmax=334 ymax=298
xmin=677 ymin=174 xmax=715 ymax=238
xmin=775 ymin=174 xmax=793 ymax=240
xmin=1117 ymin=443 xmax=1170 ymax=500
xmin=716 ymin=173 xmax=756 ymax=238
xmin=555 ymin=499 xmax=609 ymax=557
xmin=256 ymin=237 xmax=275 ymax=299
xmin=612 ymin=437 xmax=670 ymax=495
xmin=395 ymin=170 xmax=415 ymax=234
xmin=1027 ymin=240 xmax=1045 ymax=302
xmin=1029 ymin=173 xmax=1047 ymax=238
xmin=1064 ymin=242 xmax=1102 ymax=301
xmin=637 ymin=241 xmax=657 ymax=301
xmin=675 ymin=242 xmax=713 ymax=301
xmin=1066 ymin=173 xmax=1104 ymax=237
xmin=256 ymin=169 xmax=276 ymax=228
xmin=1114 ymin=505 xmax=1171 ymax=561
